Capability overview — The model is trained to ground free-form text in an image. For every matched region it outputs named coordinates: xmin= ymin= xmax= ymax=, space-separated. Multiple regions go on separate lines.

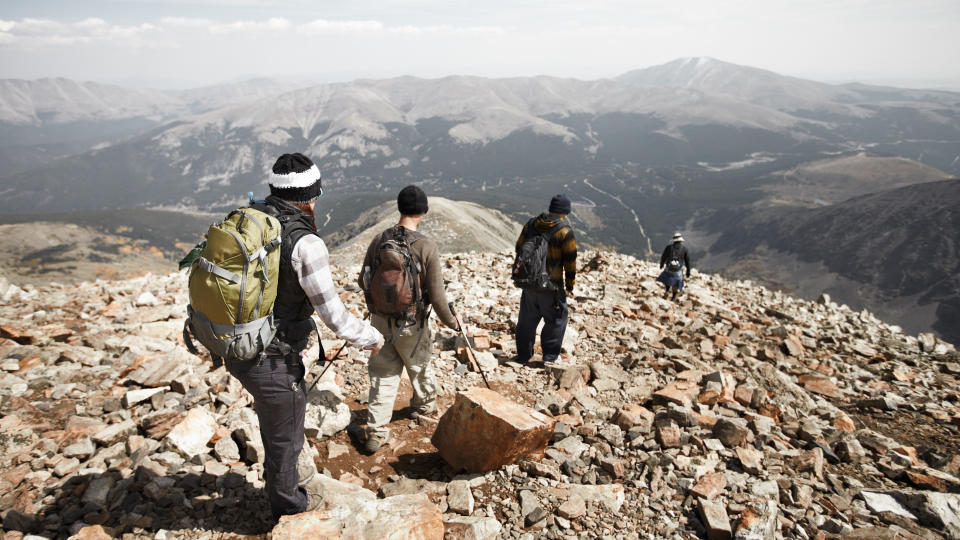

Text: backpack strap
xmin=196 ymin=257 xmax=241 ymax=283
xmin=544 ymin=221 xmax=565 ymax=240
xmin=544 ymin=222 xmax=566 ymax=289
xmin=395 ymin=226 xmax=425 ymax=328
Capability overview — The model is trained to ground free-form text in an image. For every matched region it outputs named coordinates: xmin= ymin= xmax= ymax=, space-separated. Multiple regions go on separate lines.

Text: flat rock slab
xmin=861 ymin=491 xmax=917 ymax=521
xmin=881 ymin=490 xmax=960 ymax=538
xmin=545 ymin=364 xmax=590 ymax=391
xmin=698 ymin=498 xmax=732 ymax=540
xmin=691 ymin=472 xmax=726 ymax=500
xmin=271 ymin=511 xmax=342 ymax=538
xmin=67 ymin=525 xmax=113 ymax=540
xmin=557 ymin=494 xmax=586 ymax=519
xmin=126 ymin=354 xmax=190 ymax=387
xmin=92 ymin=419 xmax=137 ymax=447
xmin=122 ymin=386 xmax=168 ymax=408
xmin=165 ymin=407 xmax=216 ymax=457
xmin=432 ymin=387 xmax=555 ymax=473
xmin=273 ymin=476 xmax=443 ymax=540
xmin=799 ymin=374 xmax=842 ymax=398
xmin=379 ymin=477 xmax=448 ymax=501
xmin=552 ymin=483 xmax=625 ymax=513
xmin=443 ymin=515 xmax=502 ymax=540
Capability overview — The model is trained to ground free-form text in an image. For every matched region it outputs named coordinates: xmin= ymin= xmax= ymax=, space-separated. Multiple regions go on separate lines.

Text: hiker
xmin=657 ymin=232 xmax=692 ymax=301
xmin=358 ymin=185 xmax=460 ymax=453
xmin=225 ymin=153 xmax=383 ymax=520
xmin=513 ymin=194 xmax=577 ymax=364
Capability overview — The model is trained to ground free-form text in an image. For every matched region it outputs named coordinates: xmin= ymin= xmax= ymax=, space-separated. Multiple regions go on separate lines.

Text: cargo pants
xmin=226 ymin=354 xmax=319 ymax=520
xmin=366 ymin=314 xmax=438 ymax=437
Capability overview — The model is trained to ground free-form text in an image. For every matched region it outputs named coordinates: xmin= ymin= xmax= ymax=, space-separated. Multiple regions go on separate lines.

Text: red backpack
xmin=362 ymin=226 xmax=424 ymax=325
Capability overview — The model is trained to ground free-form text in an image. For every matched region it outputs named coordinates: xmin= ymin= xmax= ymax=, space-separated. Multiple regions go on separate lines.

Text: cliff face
xmin=1 ymin=247 xmax=958 ymax=538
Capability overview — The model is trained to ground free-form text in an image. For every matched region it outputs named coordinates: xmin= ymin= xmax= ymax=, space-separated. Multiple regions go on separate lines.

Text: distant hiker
xmin=358 ymin=185 xmax=460 ymax=453
xmin=657 ymin=232 xmax=691 ymax=301
xmin=216 ymin=153 xmax=382 ymax=520
xmin=512 ymin=194 xmax=577 ymax=364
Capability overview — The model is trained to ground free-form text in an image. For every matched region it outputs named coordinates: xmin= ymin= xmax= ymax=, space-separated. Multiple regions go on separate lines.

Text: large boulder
xmin=432 ymin=388 xmax=555 ymax=473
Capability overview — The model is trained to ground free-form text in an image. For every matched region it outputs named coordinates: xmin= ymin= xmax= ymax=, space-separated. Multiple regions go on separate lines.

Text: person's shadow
xmin=342 ymin=407 xmax=450 ymax=486
xmin=4 ymin=463 xmax=275 ymax=538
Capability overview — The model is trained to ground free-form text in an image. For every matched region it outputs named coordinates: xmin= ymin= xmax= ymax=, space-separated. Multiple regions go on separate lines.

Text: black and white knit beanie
xmin=268 ymin=153 xmax=323 ymax=203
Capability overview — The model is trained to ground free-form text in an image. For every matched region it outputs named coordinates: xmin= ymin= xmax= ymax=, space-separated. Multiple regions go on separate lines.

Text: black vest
xmin=253 ymin=196 xmax=318 ymax=352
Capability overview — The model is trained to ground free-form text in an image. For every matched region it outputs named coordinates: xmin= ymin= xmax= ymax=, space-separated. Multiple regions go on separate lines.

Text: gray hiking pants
xmin=366 ymin=314 xmax=437 ymax=437
xmin=226 ymin=354 xmax=317 ymax=519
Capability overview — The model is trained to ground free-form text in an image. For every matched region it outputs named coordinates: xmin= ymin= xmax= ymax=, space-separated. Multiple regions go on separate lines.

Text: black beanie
xmin=549 ymin=193 xmax=571 ymax=214
xmin=267 ymin=153 xmax=323 ymax=203
xmin=397 ymin=185 xmax=428 ymax=215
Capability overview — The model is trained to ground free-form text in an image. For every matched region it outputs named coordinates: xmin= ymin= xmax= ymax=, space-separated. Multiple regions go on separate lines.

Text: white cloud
xmin=0 ymin=16 xmax=504 ymax=46
xmin=209 ymin=17 xmax=292 ymax=34
xmin=0 ymin=17 xmax=159 ymax=47
xmin=387 ymin=24 xmax=504 ymax=37
xmin=297 ymin=19 xmax=385 ymax=35
xmin=159 ymin=17 xmax=215 ymax=28
xmin=0 ymin=3 xmax=956 ymax=89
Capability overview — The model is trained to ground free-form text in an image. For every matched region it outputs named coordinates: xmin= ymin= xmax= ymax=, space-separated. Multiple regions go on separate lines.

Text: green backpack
xmin=181 ymin=207 xmax=282 ymax=363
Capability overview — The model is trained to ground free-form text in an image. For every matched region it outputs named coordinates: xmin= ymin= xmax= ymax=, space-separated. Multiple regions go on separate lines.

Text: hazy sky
xmin=1 ymin=0 xmax=958 ymax=89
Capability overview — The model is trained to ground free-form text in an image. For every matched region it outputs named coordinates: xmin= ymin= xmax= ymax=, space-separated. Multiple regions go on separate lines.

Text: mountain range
xmin=696 ymin=180 xmax=960 ymax=342
xmin=0 ymin=57 xmax=957 ymax=342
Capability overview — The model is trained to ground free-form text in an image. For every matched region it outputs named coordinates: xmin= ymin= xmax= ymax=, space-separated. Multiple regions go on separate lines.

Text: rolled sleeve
xmin=292 ymin=235 xmax=382 ymax=348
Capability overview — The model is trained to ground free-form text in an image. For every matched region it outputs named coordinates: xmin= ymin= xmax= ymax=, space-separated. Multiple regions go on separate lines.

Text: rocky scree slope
xmin=0 ymin=251 xmax=959 ymax=539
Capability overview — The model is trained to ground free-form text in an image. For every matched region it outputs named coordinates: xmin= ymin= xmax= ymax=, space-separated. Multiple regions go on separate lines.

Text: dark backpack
xmin=362 ymin=226 xmax=423 ymax=324
xmin=512 ymin=219 xmax=564 ymax=291
xmin=666 ymin=245 xmax=684 ymax=272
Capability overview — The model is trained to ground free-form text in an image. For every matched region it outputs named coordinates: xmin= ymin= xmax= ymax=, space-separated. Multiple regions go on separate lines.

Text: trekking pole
xmin=306 ymin=341 xmax=348 ymax=394
xmin=448 ymin=302 xmax=491 ymax=389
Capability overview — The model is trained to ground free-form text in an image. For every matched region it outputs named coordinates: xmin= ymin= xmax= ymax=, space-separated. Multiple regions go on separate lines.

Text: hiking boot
xmin=410 ymin=402 xmax=438 ymax=420
xmin=303 ymin=475 xmax=326 ymax=512
xmin=364 ymin=431 xmax=390 ymax=453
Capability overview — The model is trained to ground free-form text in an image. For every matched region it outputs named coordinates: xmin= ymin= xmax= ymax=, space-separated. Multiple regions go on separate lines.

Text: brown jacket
xmin=359 ymin=226 xmax=458 ymax=329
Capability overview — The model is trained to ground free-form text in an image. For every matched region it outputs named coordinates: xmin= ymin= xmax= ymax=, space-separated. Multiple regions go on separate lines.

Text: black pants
xmin=226 ymin=355 xmax=307 ymax=519
xmin=516 ymin=289 xmax=568 ymax=362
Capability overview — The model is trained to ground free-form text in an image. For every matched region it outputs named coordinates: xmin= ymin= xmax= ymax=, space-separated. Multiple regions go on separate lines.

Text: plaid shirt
xmin=516 ymin=213 xmax=578 ymax=291
xmin=292 ymin=234 xmax=382 ymax=348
